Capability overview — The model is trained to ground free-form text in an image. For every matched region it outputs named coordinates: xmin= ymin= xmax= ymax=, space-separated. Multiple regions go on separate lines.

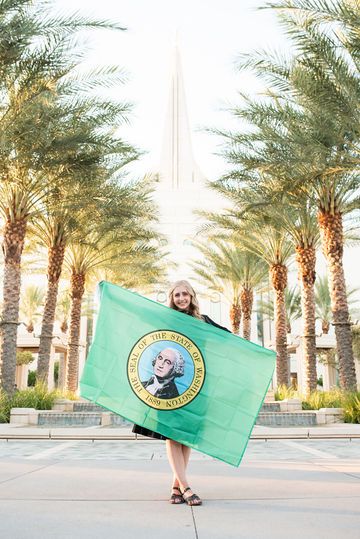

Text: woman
xmin=133 ymin=280 xmax=230 ymax=506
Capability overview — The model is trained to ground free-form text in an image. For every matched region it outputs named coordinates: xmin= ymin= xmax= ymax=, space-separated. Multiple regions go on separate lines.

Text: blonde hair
xmin=168 ymin=280 xmax=202 ymax=319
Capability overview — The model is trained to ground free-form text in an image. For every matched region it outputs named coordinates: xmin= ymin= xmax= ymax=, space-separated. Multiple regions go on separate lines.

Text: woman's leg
xmin=182 ymin=444 xmax=191 ymax=470
xmin=166 ymin=440 xmax=202 ymax=505
xmin=166 ymin=439 xmax=189 ymax=490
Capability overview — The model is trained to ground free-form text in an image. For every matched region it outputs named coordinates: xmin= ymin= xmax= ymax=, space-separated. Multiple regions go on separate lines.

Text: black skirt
xmin=132 ymin=424 xmax=167 ymax=440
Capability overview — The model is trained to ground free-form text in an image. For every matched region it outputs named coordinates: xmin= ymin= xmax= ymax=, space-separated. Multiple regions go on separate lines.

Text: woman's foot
xmin=181 ymin=487 xmax=202 ymax=506
xmin=169 ymin=486 xmax=185 ymax=504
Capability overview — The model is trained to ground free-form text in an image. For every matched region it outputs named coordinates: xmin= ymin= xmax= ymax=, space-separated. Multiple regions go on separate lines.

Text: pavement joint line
xmin=190 ymin=506 xmax=199 ymax=539
xmin=310 ymin=461 xmax=360 ymax=482
xmin=25 ymin=440 xmax=79 ymax=460
xmin=279 ymin=440 xmax=339 ymax=459
xmin=25 ymin=425 xmax=99 ymax=460
xmin=0 ymin=462 xmax=57 ymax=486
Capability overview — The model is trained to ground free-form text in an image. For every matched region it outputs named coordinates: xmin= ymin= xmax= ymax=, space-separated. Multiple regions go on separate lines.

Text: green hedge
xmin=0 ymin=383 xmax=71 ymax=423
xmin=275 ymin=386 xmax=360 ymax=423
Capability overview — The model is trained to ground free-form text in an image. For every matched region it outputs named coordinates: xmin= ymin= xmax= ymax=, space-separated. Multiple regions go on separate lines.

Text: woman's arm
xmin=201 ymin=314 xmax=231 ymax=333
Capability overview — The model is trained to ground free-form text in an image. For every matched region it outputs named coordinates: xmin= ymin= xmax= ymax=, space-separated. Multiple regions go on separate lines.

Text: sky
xmin=55 ymin=0 xmax=286 ymax=178
xmin=53 ymin=0 xmax=360 ymax=292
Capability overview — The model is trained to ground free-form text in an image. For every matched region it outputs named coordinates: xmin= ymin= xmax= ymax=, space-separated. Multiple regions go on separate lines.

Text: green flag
xmin=80 ymin=281 xmax=275 ymax=466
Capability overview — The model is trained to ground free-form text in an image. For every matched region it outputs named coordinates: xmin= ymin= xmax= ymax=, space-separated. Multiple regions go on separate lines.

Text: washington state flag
xmin=80 ymin=281 xmax=275 ymax=466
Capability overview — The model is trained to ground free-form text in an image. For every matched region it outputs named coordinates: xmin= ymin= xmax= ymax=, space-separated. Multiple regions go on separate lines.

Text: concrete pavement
xmin=1 ymin=422 xmax=360 ymax=440
xmin=0 ymin=424 xmax=359 ymax=539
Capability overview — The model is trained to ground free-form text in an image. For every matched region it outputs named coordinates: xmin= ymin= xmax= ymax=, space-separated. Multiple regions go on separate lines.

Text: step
xmin=75 ymin=401 xmax=290 ymax=414
xmin=261 ymin=402 xmax=281 ymax=412
xmin=38 ymin=411 xmax=130 ymax=427
xmin=256 ymin=412 xmax=317 ymax=427
xmin=39 ymin=410 xmax=317 ymax=428
xmin=38 ymin=412 xmax=102 ymax=427
xmin=73 ymin=403 xmax=105 ymax=413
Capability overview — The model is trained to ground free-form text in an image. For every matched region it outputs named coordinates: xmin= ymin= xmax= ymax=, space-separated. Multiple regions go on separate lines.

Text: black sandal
xmin=181 ymin=487 xmax=202 ymax=506
xmin=170 ymin=487 xmax=185 ymax=504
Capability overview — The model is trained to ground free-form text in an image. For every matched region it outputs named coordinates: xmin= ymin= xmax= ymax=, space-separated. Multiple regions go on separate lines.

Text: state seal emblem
xmin=127 ymin=330 xmax=206 ymax=410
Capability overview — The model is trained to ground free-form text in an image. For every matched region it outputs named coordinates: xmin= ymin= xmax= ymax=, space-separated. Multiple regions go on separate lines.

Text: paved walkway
xmin=0 ymin=424 xmax=359 ymax=539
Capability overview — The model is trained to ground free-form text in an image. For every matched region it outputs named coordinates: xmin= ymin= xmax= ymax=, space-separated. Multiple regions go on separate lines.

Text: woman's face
xmin=172 ymin=285 xmax=191 ymax=311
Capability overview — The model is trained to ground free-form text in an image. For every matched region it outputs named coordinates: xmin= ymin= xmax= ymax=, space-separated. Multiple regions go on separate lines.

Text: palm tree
xmin=0 ymin=0 xmax=127 ymax=393
xmin=34 ymin=93 xmax=138 ymax=384
xmin=272 ymin=202 xmax=320 ymax=394
xmin=237 ymin=223 xmax=293 ymax=385
xmin=315 ymin=275 xmax=332 ymax=335
xmin=56 ymin=290 xmax=71 ymax=334
xmin=62 ymin=175 xmax=164 ymax=392
xmin=217 ymin=176 xmax=320 ymax=393
xmin=315 ymin=272 xmax=359 ymax=376
xmin=19 ymin=285 xmax=45 ymax=333
xmin=236 ymin=0 xmax=360 ymax=389
xmin=316 ymin=274 xmax=359 ymax=334
xmin=192 ymin=241 xmax=267 ymax=338
xmin=192 ymin=249 xmax=242 ymax=335
xmin=64 ymin=234 xmax=163 ymax=392
xmin=0 ymin=182 xmax=45 ymax=392
xmin=258 ymin=286 xmax=302 ymax=334
xmin=200 ymin=208 xmax=293 ymax=385
xmin=29 ymin=212 xmax=68 ymax=382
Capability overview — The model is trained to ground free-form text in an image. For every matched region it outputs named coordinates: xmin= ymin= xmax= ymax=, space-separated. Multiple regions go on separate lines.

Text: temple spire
xmin=159 ymin=46 xmax=205 ymax=189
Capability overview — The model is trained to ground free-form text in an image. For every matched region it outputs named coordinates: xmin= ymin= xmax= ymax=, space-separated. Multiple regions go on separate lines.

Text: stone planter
xmin=52 ymin=399 xmax=74 ymax=412
xmin=316 ymin=408 xmax=344 ymax=425
xmin=10 ymin=408 xmax=39 ymax=425
xmin=278 ymin=398 xmax=302 ymax=412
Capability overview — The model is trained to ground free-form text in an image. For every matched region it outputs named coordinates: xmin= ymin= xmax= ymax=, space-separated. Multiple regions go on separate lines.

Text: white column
xmin=15 ymin=365 xmax=29 ymax=390
xmin=322 ymin=360 xmax=338 ymax=391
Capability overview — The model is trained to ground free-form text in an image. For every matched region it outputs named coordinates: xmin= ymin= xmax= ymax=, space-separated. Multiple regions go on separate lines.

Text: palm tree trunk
xmin=0 ymin=218 xmax=27 ymax=394
xmin=322 ymin=320 xmax=330 ymax=334
xmin=296 ymin=246 xmax=317 ymax=395
xmin=270 ymin=264 xmax=289 ymax=386
xmin=318 ymin=210 xmax=357 ymax=390
xmin=66 ymin=272 xmax=85 ymax=392
xmin=241 ymin=287 xmax=253 ymax=340
xmin=229 ymin=302 xmax=241 ymax=334
xmin=37 ymin=244 xmax=65 ymax=383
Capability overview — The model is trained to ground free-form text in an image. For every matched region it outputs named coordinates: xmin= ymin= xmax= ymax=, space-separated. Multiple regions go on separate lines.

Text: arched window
xmin=210 ymin=292 xmax=221 ymax=319
xmin=156 ymin=291 xmax=167 ymax=303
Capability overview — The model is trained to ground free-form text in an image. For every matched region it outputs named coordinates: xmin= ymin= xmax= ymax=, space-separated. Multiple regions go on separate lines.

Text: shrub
xmin=16 ymin=351 xmax=34 ymax=366
xmin=10 ymin=383 xmax=59 ymax=411
xmin=0 ymin=390 xmax=11 ymax=423
xmin=341 ymin=393 xmax=360 ymax=424
xmin=28 ymin=370 xmax=36 ymax=386
xmin=274 ymin=386 xmax=360 ymax=423
xmin=61 ymin=390 xmax=78 ymax=401
xmin=302 ymin=389 xmax=344 ymax=410
xmin=302 ymin=389 xmax=360 ymax=423
xmin=274 ymin=384 xmax=299 ymax=401
xmin=54 ymin=361 xmax=59 ymax=386
xmin=0 ymin=383 xmax=62 ymax=423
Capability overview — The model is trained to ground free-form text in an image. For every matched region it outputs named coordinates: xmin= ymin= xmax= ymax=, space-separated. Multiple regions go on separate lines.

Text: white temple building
xmin=150 ymin=46 xmax=234 ymax=327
